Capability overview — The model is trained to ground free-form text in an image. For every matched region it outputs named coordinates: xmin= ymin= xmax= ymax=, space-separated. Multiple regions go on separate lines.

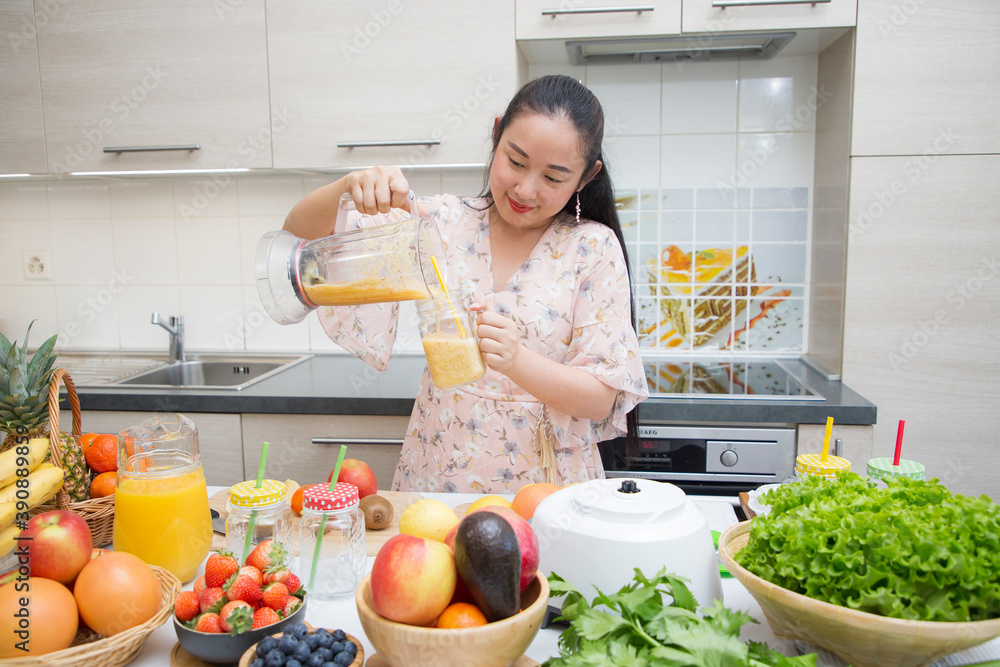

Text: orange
xmin=435 ymin=602 xmax=488 ymax=629
xmin=80 ymin=432 xmax=99 ymax=457
xmin=90 ymin=471 xmax=117 ymax=498
xmin=466 ymin=494 xmax=512 ymax=515
xmin=290 ymin=485 xmax=305 ymax=516
xmin=74 ymin=551 xmax=161 ymax=636
xmin=0 ymin=577 xmax=78 ymax=657
xmin=85 ymin=434 xmax=118 ymax=473
xmin=510 ymin=482 xmax=561 ymax=521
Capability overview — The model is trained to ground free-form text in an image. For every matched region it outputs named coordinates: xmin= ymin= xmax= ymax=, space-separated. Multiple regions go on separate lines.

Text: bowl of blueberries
xmin=238 ymin=622 xmax=364 ymax=667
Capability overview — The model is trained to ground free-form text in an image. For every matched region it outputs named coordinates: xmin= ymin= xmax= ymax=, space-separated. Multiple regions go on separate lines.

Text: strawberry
xmin=224 ymin=572 xmax=262 ymax=606
xmin=174 ymin=590 xmax=201 ymax=622
xmin=263 ymin=566 xmax=301 ymax=595
xmin=238 ymin=565 xmax=263 ymax=587
xmin=204 ymin=550 xmax=240 ymax=588
xmin=198 ymin=587 xmax=227 ymax=615
xmin=252 ymin=606 xmax=281 ymax=630
xmin=219 ymin=600 xmax=254 ymax=635
xmin=192 ymin=575 xmax=207 ymax=597
xmin=192 ymin=612 xmax=222 ymax=633
xmin=245 ymin=539 xmax=288 ymax=572
xmin=261 ymin=582 xmax=288 ymax=611
xmin=281 ymin=596 xmax=301 ymax=618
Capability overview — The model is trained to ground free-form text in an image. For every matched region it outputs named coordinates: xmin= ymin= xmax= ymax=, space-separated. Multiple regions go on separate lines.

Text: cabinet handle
xmin=312 ymin=437 xmax=404 ymax=446
xmin=336 ymin=140 xmax=442 ymax=148
xmin=712 ymin=0 xmax=831 ymax=7
xmin=103 ymin=144 xmax=201 ymax=153
xmin=541 ymin=5 xmax=654 ymax=15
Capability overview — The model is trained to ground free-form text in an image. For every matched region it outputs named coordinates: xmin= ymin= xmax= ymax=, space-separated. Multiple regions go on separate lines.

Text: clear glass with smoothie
xmin=417 ymin=294 xmax=486 ymax=390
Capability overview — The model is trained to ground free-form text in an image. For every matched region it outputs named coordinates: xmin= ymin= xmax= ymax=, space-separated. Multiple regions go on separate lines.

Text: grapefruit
xmin=74 ymin=551 xmax=161 ymax=636
xmin=0 ymin=577 xmax=78 ymax=657
xmin=511 ymin=482 xmax=561 ymax=520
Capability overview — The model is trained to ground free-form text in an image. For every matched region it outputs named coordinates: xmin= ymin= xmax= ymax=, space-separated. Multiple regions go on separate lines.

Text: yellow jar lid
xmin=229 ymin=479 xmax=287 ymax=507
xmin=795 ymin=453 xmax=852 ymax=478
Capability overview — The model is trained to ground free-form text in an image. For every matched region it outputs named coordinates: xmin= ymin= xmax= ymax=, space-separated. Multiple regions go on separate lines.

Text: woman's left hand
xmin=472 ymin=306 xmax=522 ymax=373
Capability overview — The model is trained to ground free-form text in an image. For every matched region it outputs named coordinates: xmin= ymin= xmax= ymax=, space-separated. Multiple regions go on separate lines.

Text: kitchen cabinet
xmin=265 ymin=0 xmax=523 ymax=170
xmin=852 ymin=0 xmax=1000 ymax=156
xmin=35 ymin=0 xmax=272 ymax=173
xmin=515 ymin=0 xmax=682 ymax=41
xmin=0 ymin=0 xmax=46 ymax=174
xmin=681 ymin=0 xmax=857 ymax=34
xmin=79 ymin=410 xmax=245 ymax=487
xmin=241 ymin=414 xmax=409 ymax=489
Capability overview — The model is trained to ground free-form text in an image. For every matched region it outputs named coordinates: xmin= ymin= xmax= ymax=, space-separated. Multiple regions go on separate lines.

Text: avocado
xmin=453 ymin=511 xmax=521 ymax=622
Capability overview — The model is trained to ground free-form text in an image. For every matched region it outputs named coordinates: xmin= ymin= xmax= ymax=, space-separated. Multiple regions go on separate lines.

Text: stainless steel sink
xmin=58 ymin=353 xmax=311 ymax=390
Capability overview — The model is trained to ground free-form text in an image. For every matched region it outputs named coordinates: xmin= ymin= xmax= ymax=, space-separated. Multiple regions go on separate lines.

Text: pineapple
xmin=0 ymin=323 xmax=91 ymax=502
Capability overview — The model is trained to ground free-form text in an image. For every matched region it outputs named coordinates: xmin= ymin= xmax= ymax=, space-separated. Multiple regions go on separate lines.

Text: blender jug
xmin=256 ymin=190 xmax=447 ymax=325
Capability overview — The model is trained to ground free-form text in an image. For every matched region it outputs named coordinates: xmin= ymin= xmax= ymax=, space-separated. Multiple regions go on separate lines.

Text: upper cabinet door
xmin=36 ymin=0 xmax=272 ymax=173
xmin=266 ymin=0 xmax=521 ymax=170
xmin=0 ymin=1 xmax=46 ymax=174
xmin=516 ymin=0 xmax=682 ymax=40
xmin=682 ymin=0 xmax=857 ymax=33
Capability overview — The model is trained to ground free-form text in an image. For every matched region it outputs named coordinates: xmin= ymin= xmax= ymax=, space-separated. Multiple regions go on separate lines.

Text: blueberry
xmin=257 ymin=636 xmax=279 ymax=657
xmin=249 ymin=659 xmax=266 ymax=667
xmin=305 ymin=633 xmax=322 ymax=650
xmin=341 ymin=642 xmax=358 ymax=657
xmin=314 ymin=647 xmax=333 ymax=662
xmin=313 ymin=628 xmax=331 ymax=639
xmin=293 ymin=642 xmax=311 ymax=662
xmin=264 ymin=649 xmax=286 ymax=667
xmin=314 ymin=632 xmax=333 ymax=650
xmin=303 ymin=654 xmax=326 ymax=667
xmin=287 ymin=622 xmax=310 ymax=639
xmin=285 ymin=660 xmax=303 ymax=667
xmin=322 ymin=663 xmax=338 ymax=667
xmin=329 ymin=629 xmax=346 ymax=642
xmin=328 ymin=641 xmax=344 ymax=654
xmin=333 ymin=652 xmax=354 ymax=666
xmin=278 ymin=634 xmax=299 ymax=654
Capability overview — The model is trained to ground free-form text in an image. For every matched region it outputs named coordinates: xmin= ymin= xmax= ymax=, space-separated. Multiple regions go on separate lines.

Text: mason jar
xmin=226 ymin=479 xmax=295 ymax=563
xmin=298 ymin=482 xmax=366 ymax=600
xmin=416 ymin=294 xmax=486 ymax=390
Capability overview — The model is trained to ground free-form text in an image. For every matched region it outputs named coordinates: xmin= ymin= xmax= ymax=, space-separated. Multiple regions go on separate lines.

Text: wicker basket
xmin=0 ymin=564 xmax=180 ymax=666
xmin=719 ymin=520 xmax=1000 ymax=667
xmin=32 ymin=368 xmax=115 ymax=548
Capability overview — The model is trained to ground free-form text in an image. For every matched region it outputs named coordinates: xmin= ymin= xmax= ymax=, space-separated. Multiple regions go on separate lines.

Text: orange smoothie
xmin=113 ymin=468 xmax=212 ymax=583
xmin=303 ymin=280 xmax=429 ymax=306
xmin=422 ymin=334 xmax=486 ymax=389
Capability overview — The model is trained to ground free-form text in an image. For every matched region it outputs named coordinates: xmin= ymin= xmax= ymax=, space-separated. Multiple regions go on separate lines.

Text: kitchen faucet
xmin=151 ymin=313 xmax=185 ymax=363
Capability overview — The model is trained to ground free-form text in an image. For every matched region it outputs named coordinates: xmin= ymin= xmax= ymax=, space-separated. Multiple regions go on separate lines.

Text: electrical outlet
xmin=23 ymin=251 xmax=52 ymax=281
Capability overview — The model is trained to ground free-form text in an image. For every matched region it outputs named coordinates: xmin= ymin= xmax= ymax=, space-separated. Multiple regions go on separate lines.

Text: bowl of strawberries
xmin=173 ymin=540 xmax=307 ymax=665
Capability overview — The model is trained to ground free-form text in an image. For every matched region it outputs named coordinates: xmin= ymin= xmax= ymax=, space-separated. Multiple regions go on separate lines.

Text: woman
xmin=283 ymin=75 xmax=647 ymax=492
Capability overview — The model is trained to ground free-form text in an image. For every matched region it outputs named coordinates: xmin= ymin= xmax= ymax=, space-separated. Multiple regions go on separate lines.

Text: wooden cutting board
xmin=209 ymin=488 xmax=423 ymax=558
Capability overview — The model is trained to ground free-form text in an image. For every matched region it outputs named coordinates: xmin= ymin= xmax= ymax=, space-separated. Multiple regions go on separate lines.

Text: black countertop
xmin=74 ymin=353 xmax=877 ymax=426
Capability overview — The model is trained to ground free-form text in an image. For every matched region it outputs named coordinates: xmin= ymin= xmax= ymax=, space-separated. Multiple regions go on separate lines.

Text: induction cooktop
xmin=644 ymin=357 xmax=824 ymax=401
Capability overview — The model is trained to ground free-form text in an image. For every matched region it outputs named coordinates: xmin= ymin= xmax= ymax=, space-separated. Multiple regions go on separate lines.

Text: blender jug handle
xmin=334 ymin=190 xmax=419 ymax=234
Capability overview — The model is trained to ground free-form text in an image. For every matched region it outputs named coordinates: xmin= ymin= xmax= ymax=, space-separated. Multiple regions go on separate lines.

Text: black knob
xmin=618 ymin=480 xmax=640 ymax=494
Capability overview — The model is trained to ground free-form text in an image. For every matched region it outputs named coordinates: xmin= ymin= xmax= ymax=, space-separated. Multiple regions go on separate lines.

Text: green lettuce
xmin=735 ymin=474 xmax=1000 ymax=622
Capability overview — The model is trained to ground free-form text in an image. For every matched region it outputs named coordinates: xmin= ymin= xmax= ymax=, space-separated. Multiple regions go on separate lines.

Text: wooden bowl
xmin=173 ymin=596 xmax=306 ymax=665
xmin=720 ymin=521 xmax=1000 ymax=667
xmin=237 ymin=626 xmax=363 ymax=667
xmin=356 ymin=572 xmax=549 ymax=667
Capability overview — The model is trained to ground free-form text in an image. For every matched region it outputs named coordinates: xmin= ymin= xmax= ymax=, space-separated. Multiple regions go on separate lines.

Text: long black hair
xmin=480 ymin=74 xmax=641 ymax=468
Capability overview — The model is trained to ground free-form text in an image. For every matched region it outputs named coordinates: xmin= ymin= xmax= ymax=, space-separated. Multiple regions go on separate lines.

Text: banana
xmin=0 ymin=522 xmax=19 ymax=561
xmin=0 ymin=437 xmax=50 ymax=489
xmin=33 ymin=461 xmax=56 ymax=472
xmin=0 ymin=466 xmax=64 ymax=509
xmin=0 ymin=503 xmax=14 ymax=531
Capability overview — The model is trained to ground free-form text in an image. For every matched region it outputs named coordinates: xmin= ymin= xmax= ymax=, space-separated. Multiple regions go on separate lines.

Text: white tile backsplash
xmin=1 ymin=55 xmax=818 ymax=355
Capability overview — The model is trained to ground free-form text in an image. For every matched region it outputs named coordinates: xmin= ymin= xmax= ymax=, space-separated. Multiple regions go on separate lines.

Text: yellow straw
xmin=429 ymin=256 xmax=466 ymax=339
xmin=821 ymin=416 xmax=833 ymax=461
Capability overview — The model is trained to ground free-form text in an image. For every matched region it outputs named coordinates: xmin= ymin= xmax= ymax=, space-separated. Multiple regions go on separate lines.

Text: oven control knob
xmin=720 ymin=449 xmax=738 ymax=467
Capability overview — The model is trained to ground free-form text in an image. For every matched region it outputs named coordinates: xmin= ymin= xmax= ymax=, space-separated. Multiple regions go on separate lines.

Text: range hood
xmin=566 ymin=31 xmax=795 ymax=65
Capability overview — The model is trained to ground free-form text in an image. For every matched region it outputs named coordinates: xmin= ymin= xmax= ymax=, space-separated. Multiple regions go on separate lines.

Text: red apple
xmin=370 ymin=534 xmax=456 ymax=626
xmin=327 ymin=458 xmax=378 ymax=498
xmin=21 ymin=510 xmax=93 ymax=585
xmin=447 ymin=506 xmax=539 ymax=591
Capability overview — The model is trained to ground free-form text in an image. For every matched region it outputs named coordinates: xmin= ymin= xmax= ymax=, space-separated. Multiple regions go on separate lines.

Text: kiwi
xmin=360 ymin=494 xmax=393 ymax=530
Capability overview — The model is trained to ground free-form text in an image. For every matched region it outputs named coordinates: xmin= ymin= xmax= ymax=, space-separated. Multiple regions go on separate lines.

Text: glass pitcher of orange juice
xmin=113 ymin=414 xmax=212 ymax=583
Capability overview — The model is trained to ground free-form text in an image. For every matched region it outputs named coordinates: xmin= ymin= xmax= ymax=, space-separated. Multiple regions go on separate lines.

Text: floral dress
xmin=317 ymin=195 xmax=648 ymax=493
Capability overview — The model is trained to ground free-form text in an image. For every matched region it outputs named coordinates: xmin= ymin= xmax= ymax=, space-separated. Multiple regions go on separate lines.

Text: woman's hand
xmin=472 ymin=305 xmax=522 ymax=373
xmin=344 ymin=166 xmax=411 ymax=215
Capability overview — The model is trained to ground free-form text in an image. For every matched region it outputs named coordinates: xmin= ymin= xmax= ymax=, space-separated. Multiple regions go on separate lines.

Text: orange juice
xmin=113 ymin=467 xmax=212 ymax=583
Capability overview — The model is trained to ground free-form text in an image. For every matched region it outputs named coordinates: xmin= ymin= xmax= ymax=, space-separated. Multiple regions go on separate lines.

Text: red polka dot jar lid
xmin=302 ymin=482 xmax=359 ymax=511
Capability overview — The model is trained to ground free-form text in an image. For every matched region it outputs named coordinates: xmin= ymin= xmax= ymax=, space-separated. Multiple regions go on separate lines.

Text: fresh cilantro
xmin=542 ymin=569 xmax=816 ymax=667
xmin=736 ymin=474 xmax=1000 ymax=622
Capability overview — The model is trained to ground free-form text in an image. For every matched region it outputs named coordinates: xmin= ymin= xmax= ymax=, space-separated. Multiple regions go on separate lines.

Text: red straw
xmin=893 ymin=420 xmax=905 ymax=466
